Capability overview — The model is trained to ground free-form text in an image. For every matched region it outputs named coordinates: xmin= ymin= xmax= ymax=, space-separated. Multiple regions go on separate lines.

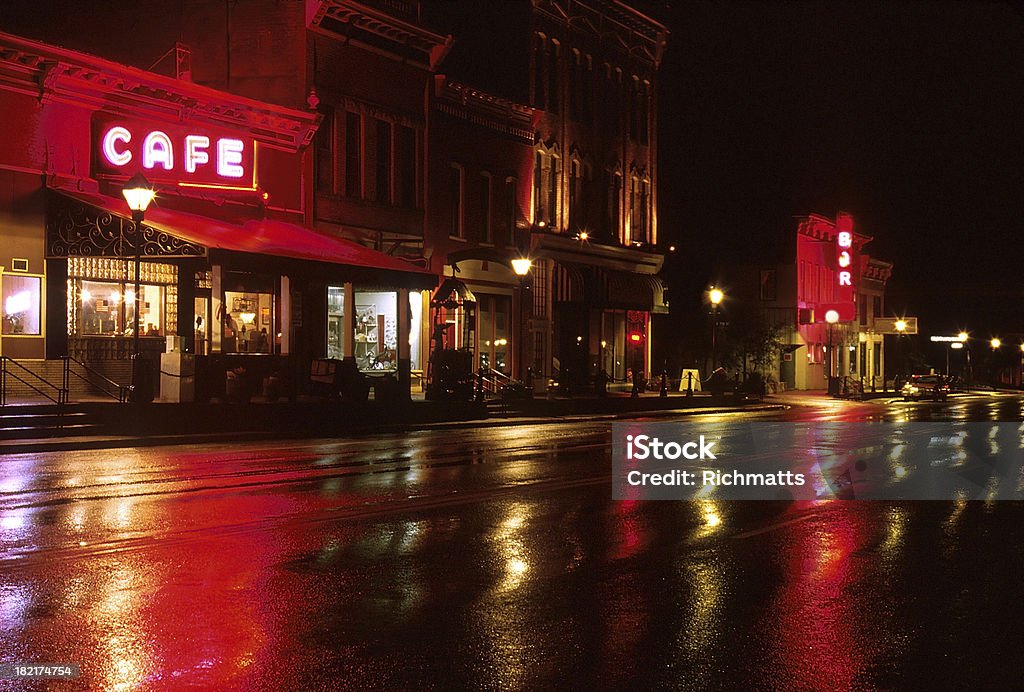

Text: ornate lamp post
xmin=825 ymin=309 xmax=840 ymax=393
xmin=511 ymin=257 xmax=532 ymax=384
xmin=894 ymin=319 xmax=907 ymax=384
xmin=708 ymin=287 xmax=724 ymax=371
xmin=122 ymin=172 xmax=155 ymax=402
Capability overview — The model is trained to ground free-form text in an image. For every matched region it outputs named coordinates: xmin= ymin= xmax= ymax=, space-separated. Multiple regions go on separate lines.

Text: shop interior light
xmin=4 ymin=291 xmax=30 ymax=315
xmin=111 ymin=290 xmax=121 ymax=302
xmin=124 ymin=289 xmax=136 ymax=303
xmin=240 ymin=312 xmax=257 ymax=325
xmin=80 ymin=288 xmax=92 ymax=302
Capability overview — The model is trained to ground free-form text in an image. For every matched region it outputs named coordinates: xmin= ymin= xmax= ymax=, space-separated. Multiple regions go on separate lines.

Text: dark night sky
xmin=646 ymin=1 xmax=1024 ymax=337
xmin=3 ymin=1 xmax=1021 ymax=337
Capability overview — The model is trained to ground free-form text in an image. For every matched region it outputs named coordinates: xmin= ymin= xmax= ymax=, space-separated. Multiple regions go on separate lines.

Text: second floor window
xmin=505 ymin=178 xmax=518 ymax=245
xmin=315 ymin=107 xmax=334 ymax=194
xmin=345 ymin=111 xmax=362 ymax=198
xmin=480 ymin=173 xmax=493 ymax=243
xmin=397 ymin=125 xmax=416 ymax=208
xmin=375 ymin=119 xmax=392 ymax=204
xmin=533 ymin=151 xmax=558 ymax=228
xmin=569 ymin=160 xmax=584 ymax=233
xmin=609 ymin=172 xmax=622 ymax=243
xmin=450 ymin=164 xmax=464 ymax=238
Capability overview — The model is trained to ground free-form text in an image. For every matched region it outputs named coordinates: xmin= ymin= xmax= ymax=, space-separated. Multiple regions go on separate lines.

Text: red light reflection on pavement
xmin=764 ymin=507 xmax=867 ymax=689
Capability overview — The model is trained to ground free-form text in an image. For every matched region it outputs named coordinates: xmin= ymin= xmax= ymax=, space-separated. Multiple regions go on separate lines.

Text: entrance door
xmin=194 ymin=297 xmax=209 ymax=355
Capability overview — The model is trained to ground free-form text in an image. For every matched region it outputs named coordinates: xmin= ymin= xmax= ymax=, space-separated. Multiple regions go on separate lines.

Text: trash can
xmin=129 ymin=354 xmax=155 ymax=403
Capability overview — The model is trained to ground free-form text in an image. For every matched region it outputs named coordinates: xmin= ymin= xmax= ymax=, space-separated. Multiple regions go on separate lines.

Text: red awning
xmin=51 ymin=185 xmax=431 ymax=276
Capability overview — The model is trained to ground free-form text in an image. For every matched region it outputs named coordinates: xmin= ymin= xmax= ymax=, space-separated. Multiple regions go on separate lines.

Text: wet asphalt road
xmin=1 ymin=394 xmax=1023 ymax=690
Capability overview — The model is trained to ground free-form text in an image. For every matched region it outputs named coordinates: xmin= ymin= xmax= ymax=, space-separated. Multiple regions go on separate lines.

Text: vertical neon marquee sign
xmin=834 ymin=213 xmax=857 ymax=318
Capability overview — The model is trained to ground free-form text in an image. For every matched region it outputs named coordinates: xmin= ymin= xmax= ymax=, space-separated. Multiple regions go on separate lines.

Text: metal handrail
xmin=477 ymin=367 xmax=525 ymax=398
xmin=62 ymin=356 xmax=128 ymax=403
xmin=0 ymin=356 xmax=68 ymax=406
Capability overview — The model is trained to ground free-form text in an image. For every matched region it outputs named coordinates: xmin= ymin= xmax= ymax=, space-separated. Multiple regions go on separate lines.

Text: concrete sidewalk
xmin=0 ymin=394 xmax=784 ymax=454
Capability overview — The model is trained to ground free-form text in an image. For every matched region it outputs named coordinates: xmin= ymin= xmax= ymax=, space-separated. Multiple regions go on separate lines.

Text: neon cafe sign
xmin=92 ymin=115 xmax=256 ymax=191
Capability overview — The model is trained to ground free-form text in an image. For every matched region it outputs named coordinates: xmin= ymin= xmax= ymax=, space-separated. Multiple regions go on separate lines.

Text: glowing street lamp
xmin=894 ymin=319 xmax=907 ymax=333
xmin=511 ymin=258 xmax=532 ymax=277
xmin=122 ymin=172 xmax=155 ymax=402
xmin=511 ymin=258 xmax=532 ymax=383
xmin=708 ymin=287 xmax=724 ymax=370
xmin=824 ymin=309 xmax=839 ymax=389
xmin=990 ymin=338 xmax=1001 ymax=350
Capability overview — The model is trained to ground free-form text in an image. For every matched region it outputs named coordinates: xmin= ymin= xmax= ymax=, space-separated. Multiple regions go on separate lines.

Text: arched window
xmin=531 ymin=33 xmax=546 ymax=108
xmin=547 ymin=39 xmax=561 ymax=114
xmin=533 ymin=145 xmax=560 ymax=228
xmin=505 ymin=176 xmax=519 ymax=246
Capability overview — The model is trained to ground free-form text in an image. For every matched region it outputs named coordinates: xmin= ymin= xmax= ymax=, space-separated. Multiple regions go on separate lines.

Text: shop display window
xmin=2 ymin=274 xmax=42 ymax=335
xmin=409 ymin=291 xmax=423 ymax=372
xmin=78 ymin=280 xmax=165 ymax=336
xmin=68 ymin=258 xmax=177 ymax=338
xmin=223 ymin=290 xmax=274 ymax=353
xmin=327 ymin=286 xmax=345 ymax=360
xmin=355 ymin=290 xmax=397 ymax=372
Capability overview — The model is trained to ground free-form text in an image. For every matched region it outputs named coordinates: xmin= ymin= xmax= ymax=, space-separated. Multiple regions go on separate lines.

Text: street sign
xmin=875 ymin=316 xmax=918 ymax=334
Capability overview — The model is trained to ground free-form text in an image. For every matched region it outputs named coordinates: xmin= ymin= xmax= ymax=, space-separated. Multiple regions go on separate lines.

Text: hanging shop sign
xmin=92 ymin=114 xmax=257 ymax=191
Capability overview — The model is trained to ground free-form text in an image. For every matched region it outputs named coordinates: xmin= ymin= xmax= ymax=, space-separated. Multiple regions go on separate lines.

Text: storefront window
xmin=2 ymin=274 xmax=42 ymax=335
xmin=409 ymin=291 xmax=423 ymax=372
xmin=355 ymin=290 xmax=397 ymax=372
xmin=327 ymin=286 xmax=345 ymax=360
xmin=223 ymin=290 xmax=274 ymax=353
xmin=68 ymin=258 xmax=177 ymax=338
xmin=78 ymin=280 xmax=165 ymax=336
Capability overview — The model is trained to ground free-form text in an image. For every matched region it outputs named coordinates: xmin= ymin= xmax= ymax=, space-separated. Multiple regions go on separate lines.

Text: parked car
xmin=901 ymin=374 xmax=950 ymax=401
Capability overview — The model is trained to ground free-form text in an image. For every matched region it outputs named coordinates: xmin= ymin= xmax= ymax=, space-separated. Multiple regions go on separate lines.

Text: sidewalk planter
xmin=225 ymin=368 xmax=253 ymax=404
xmin=263 ymin=374 xmax=287 ymax=402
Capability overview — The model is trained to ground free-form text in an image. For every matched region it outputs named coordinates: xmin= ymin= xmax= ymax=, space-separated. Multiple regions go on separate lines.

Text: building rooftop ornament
xmin=0 ymin=31 xmax=321 ymax=152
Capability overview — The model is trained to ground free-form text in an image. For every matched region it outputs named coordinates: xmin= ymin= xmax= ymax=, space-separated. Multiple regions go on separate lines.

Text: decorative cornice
xmin=0 ymin=31 xmax=321 ymax=152
xmin=433 ymin=78 xmax=536 ymax=142
xmin=532 ymin=232 xmax=663 ymax=274
xmin=307 ymin=0 xmax=453 ymax=70
xmin=532 ymin=0 xmax=668 ymax=68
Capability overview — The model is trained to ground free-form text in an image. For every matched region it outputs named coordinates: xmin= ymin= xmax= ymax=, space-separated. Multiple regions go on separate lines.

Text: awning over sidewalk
xmin=47 ymin=185 xmax=433 ymax=279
